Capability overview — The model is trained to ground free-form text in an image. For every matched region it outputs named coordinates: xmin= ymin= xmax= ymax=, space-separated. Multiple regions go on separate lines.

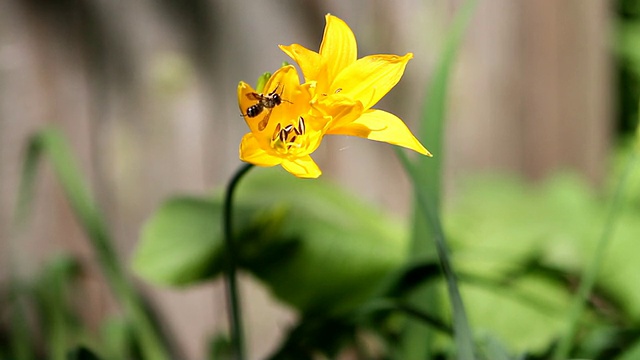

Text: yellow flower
xmin=237 ymin=14 xmax=430 ymax=178
xmin=280 ymin=14 xmax=431 ymax=157
xmin=238 ymin=65 xmax=327 ymax=178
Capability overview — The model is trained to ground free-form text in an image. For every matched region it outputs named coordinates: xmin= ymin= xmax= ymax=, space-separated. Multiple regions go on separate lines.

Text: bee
xmin=243 ymin=84 xmax=290 ymax=131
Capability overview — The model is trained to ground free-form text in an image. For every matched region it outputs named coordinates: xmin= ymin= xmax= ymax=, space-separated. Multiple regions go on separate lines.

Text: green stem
xmin=553 ymin=150 xmax=638 ymax=360
xmin=223 ymin=163 xmax=254 ymax=360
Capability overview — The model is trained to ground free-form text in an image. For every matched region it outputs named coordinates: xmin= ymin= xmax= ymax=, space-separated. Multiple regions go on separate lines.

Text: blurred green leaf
xmin=33 ymin=255 xmax=82 ymax=360
xmin=132 ymin=197 xmax=225 ymax=286
xmin=208 ymin=334 xmax=234 ymax=360
xmin=477 ymin=335 xmax=511 ymax=360
xmin=438 ymin=160 xmax=640 ymax=356
xmin=100 ymin=317 xmax=134 ymax=360
xmin=232 ymin=168 xmax=408 ymax=315
xmin=134 ymin=167 xmax=408 ymax=315
xmin=266 ymin=316 xmax=355 ymax=360
xmin=66 ymin=346 xmax=102 ymax=360
xmin=619 ymin=336 xmax=640 ymax=360
xmin=445 ymin=175 xmax=582 ymax=353
xmin=617 ymin=21 xmax=640 ymax=77
xmin=6 ymin=282 xmax=34 ymax=360
xmin=378 ymin=258 xmax=442 ymax=299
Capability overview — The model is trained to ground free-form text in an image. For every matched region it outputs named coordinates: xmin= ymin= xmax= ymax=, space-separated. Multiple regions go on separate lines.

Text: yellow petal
xmin=313 ymin=94 xmax=364 ymax=129
xmin=319 ymin=14 xmax=357 ymax=82
xmin=301 ymin=121 xmax=328 ymax=154
xmin=239 ymin=133 xmax=282 ymax=166
xmin=237 ymin=80 xmax=256 ymax=116
xmin=332 ymin=53 xmax=413 ymax=110
xmin=281 ymin=156 xmax=322 ymax=178
xmin=327 ymin=109 xmax=431 ymax=156
xmin=279 ymin=44 xmax=325 ymax=85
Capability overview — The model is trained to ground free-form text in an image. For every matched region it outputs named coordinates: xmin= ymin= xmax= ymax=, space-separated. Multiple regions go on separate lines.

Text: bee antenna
xmin=269 ymin=83 xmax=281 ymax=95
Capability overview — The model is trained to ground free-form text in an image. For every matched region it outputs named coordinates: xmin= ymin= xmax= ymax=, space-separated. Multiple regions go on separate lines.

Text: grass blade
xmin=397 ymin=152 xmax=476 ymax=359
xmin=13 ymin=127 xmax=171 ymax=360
xmin=398 ymin=0 xmax=477 ymax=359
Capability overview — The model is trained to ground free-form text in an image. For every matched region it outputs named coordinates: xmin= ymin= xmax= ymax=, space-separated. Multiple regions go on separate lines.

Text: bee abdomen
xmin=246 ymin=105 xmax=262 ymax=118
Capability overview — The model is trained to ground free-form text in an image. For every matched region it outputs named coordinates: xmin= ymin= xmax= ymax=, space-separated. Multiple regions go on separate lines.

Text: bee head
xmin=272 ymin=93 xmax=282 ymax=106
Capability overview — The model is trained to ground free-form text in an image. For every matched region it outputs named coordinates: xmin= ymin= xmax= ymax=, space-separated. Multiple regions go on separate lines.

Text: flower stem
xmin=222 ymin=163 xmax=253 ymax=360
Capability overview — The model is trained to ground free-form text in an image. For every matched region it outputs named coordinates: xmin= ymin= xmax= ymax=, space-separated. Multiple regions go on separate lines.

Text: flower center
xmin=270 ymin=116 xmax=307 ymax=156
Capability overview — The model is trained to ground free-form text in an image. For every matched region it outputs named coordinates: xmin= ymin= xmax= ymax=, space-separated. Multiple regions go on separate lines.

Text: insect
xmin=243 ymin=84 xmax=290 ymax=131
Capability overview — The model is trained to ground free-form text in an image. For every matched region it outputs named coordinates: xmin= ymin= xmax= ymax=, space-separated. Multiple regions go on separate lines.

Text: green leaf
xmin=378 ymin=258 xmax=442 ymax=299
xmin=618 ymin=337 xmax=640 ymax=360
xmin=232 ymin=168 xmax=409 ymax=315
xmin=208 ymin=333 xmax=235 ymax=360
xmin=33 ymin=255 xmax=82 ymax=360
xmin=477 ymin=335 xmax=512 ymax=360
xmin=7 ymin=281 xmax=34 ymax=360
xmin=100 ymin=317 xmax=134 ymax=360
xmin=132 ymin=197 xmax=225 ymax=286
xmin=133 ymin=167 xmax=408 ymax=315
xmin=66 ymin=346 xmax=102 ymax=360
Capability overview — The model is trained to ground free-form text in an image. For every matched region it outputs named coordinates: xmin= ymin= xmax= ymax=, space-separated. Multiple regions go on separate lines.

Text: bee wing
xmin=245 ymin=92 xmax=262 ymax=101
xmin=258 ymin=109 xmax=272 ymax=131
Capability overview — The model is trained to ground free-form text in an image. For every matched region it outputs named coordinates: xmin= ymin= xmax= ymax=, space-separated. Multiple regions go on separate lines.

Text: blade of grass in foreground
xmin=397 ymin=152 xmax=475 ymax=359
xmin=552 ymin=130 xmax=640 ymax=359
xmin=397 ymin=0 xmax=477 ymax=359
xmin=13 ymin=127 xmax=171 ymax=360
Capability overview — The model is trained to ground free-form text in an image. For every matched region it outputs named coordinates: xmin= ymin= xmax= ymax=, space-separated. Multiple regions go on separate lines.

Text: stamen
xmin=270 ymin=118 xmax=307 ymax=155
xmin=273 ymin=123 xmax=282 ymax=141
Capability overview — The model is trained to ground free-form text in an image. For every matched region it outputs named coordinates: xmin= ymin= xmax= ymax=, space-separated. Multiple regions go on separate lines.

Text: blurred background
xmin=1 ymin=0 xmax=638 ymax=358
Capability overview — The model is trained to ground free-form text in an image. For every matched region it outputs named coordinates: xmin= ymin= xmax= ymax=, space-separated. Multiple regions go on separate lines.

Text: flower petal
xmin=238 ymin=80 xmax=256 ymax=117
xmin=239 ymin=133 xmax=282 ymax=166
xmin=319 ymin=14 xmax=357 ymax=82
xmin=327 ymin=109 xmax=431 ymax=156
xmin=332 ymin=53 xmax=413 ymax=110
xmin=281 ymin=156 xmax=322 ymax=178
xmin=313 ymin=94 xmax=364 ymax=129
xmin=279 ymin=44 xmax=326 ymax=86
